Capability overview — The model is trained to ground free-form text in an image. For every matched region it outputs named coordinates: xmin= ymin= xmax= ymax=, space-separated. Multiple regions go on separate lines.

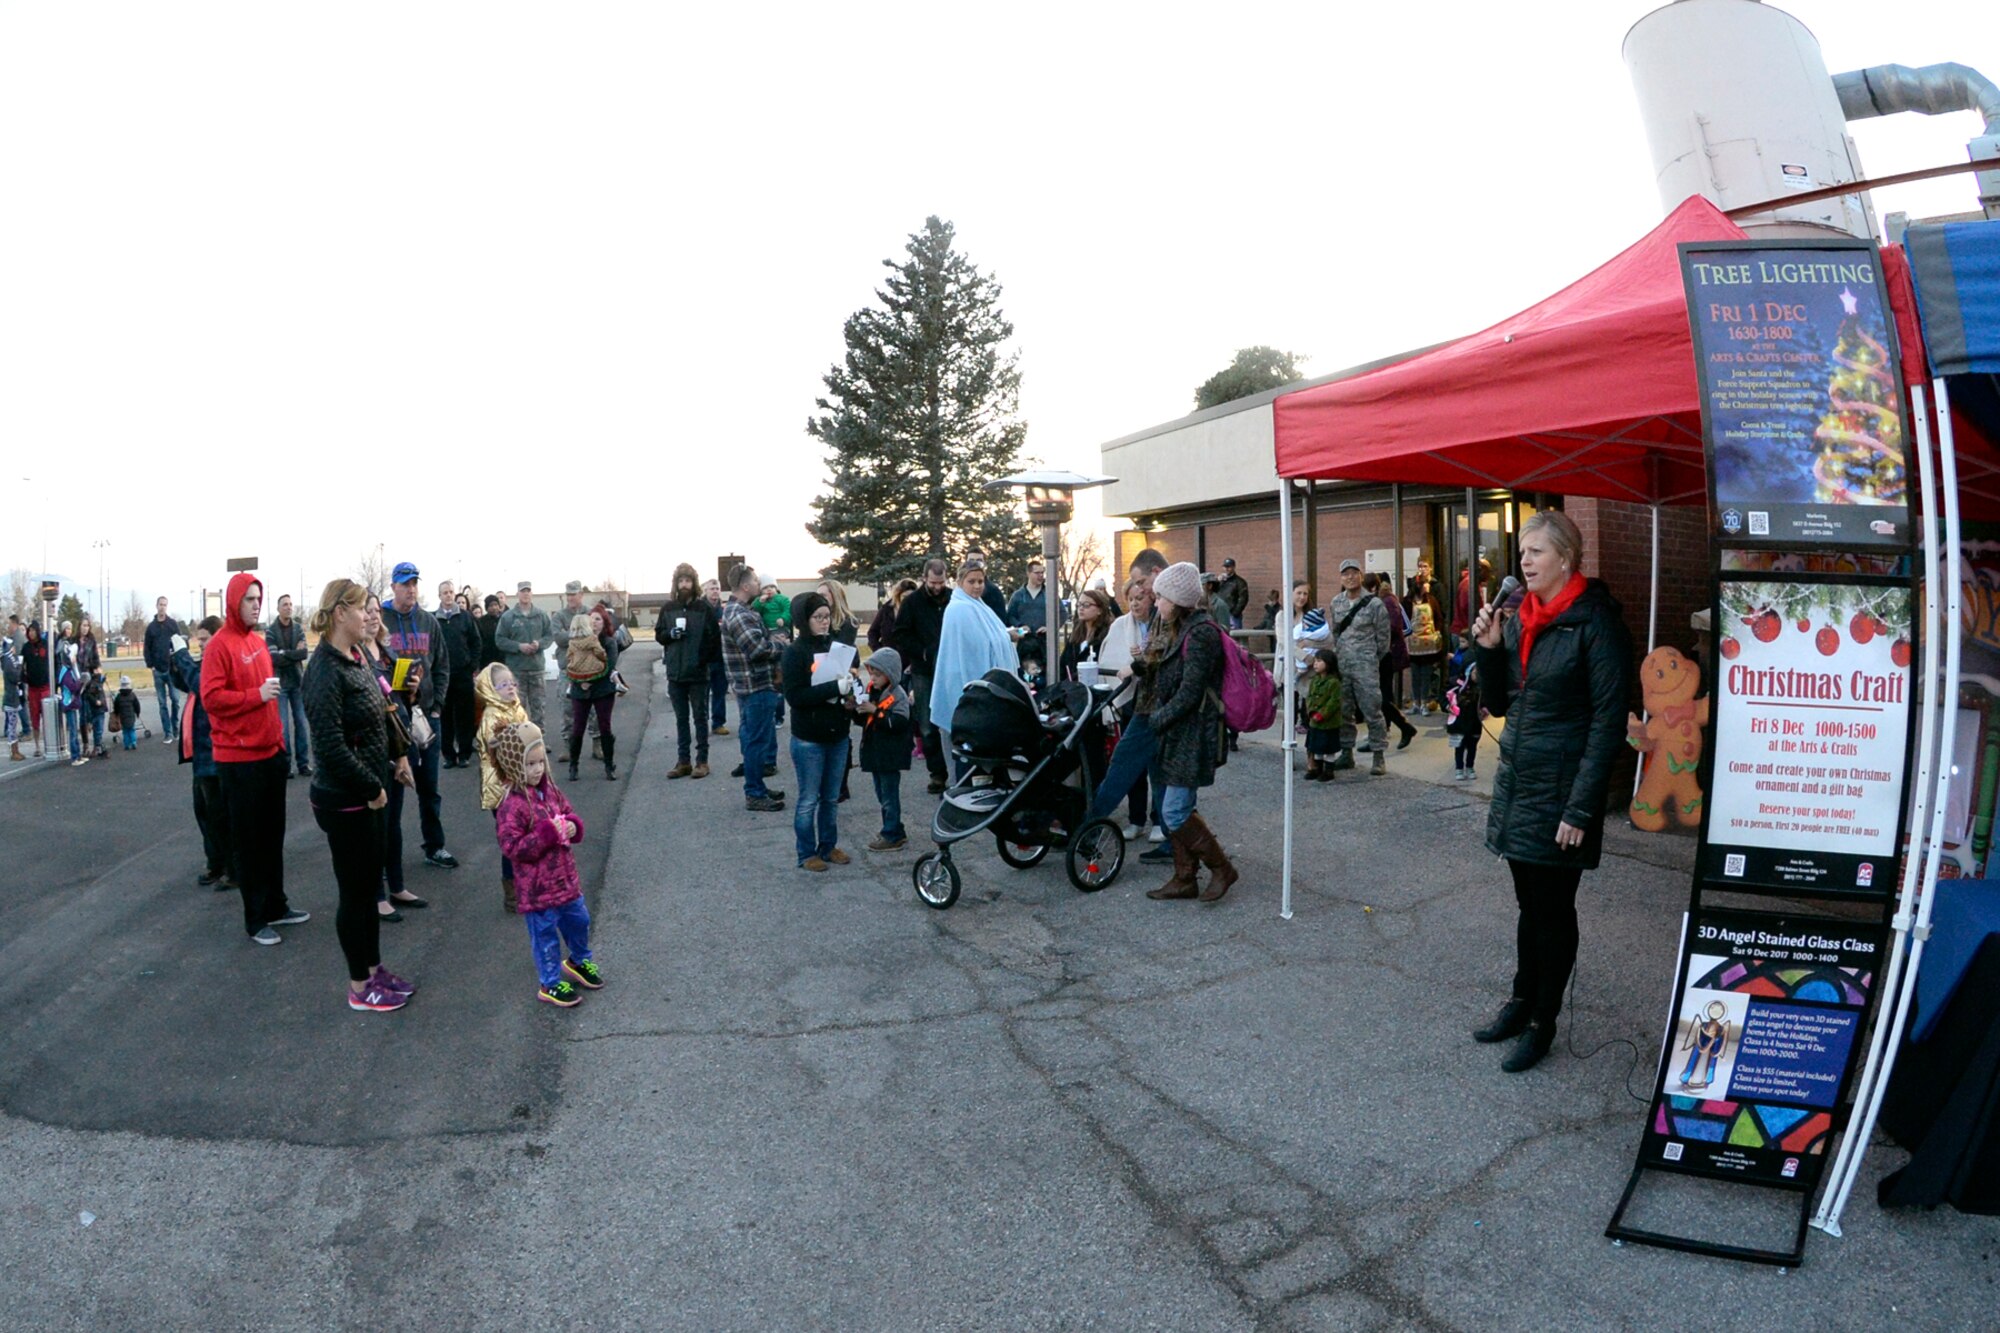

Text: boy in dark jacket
xmin=82 ymin=671 xmax=110 ymax=759
xmin=856 ymin=647 xmax=913 ymax=850
xmin=113 ymin=673 xmax=144 ymax=750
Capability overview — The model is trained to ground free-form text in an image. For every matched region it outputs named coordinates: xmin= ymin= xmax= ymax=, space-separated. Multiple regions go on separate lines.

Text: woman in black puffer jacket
xmin=1141 ymin=561 xmax=1238 ymax=904
xmin=1471 ymin=510 xmax=1632 ymax=1073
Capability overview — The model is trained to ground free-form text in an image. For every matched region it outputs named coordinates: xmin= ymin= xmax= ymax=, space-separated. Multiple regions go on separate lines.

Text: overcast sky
xmin=3 ymin=1 xmax=1992 ymax=621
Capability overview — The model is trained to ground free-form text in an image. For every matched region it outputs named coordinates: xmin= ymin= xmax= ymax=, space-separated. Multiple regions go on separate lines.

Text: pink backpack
xmin=1217 ymin=628 xmax=1278 ymax=733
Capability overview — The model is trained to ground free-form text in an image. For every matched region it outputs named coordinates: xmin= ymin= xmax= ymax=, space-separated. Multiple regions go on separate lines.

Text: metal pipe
xmin=1632 ymin=502 xmax=1663 ymax=808
xmin=1835 ymin=63 xmax=2000 ymax=137
xmin=1279 ymin=476 xmax=1296 ymax=922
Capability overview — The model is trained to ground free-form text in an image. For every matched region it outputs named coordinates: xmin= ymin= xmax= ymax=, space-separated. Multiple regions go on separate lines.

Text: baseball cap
xmin=392 ymin=561 xmax=420 ymax=584
xmin=1339 ymin=558 xmax=1361 ymax=573
xmin=1223 ymin=557 xmax=1236 ymax=568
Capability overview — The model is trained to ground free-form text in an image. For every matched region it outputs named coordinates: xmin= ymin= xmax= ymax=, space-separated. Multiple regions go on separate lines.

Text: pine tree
xmin=806 ymin=217 xmax=1034 ymax=585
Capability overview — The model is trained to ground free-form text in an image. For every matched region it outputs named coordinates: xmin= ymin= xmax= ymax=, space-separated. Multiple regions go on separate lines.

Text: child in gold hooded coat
xmin=473 ymin=662 xmax=531 ymax=912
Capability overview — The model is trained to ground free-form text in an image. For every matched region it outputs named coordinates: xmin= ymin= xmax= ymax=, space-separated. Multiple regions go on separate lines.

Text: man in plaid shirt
xmin=719 ymin=562 xmax=787 ymax=810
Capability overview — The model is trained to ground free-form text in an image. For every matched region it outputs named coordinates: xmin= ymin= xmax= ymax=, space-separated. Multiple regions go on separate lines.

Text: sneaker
xmin=801 ymin=857 xmax=830 ymax=872
xmin=163 ymin=735 xmax=177 ymax=745
xmin=371 ymin=966 xmax=417 ymax=994
xmin=348 ymin=983 xmax=407 ymax=1012
xmin=826 ymin=848 xmax=851 ymax=865
xmin=197 ymin=868 xmax=224 ymax=886
xmin=296 ymin=764 xmax=313 ymax=778
xmin=538 ymin=980 xmax=583 ymax=1007
xmin=730 ymin=763 xmax=745 ymax=777
xmin=746 ymin=796 xmax=786 ymax=812
xmin=71 ymin=756 xmax=88 ymax=768
xmin=713 ymin=724 xmax=730 ymax=736
xmin=1124 ymin=822 xmax=1147 ymax=840
xmin=562 ymin=958 xmax=604 ymax=990
xmin=424 ymin=850 xmax=460 ymax=869
xmin=268 ymin=909 xmax=311 ymax=927
xmin=867 ymin=836 xmax=908 ymax=852
xmin=1139 ymin=843 xmax=1175 ymax=864
xmin=251 ymin=927 xmax=282 ymax=946
xmin=763 ymin=763 xmax=779 ymax=777
xmin=1148 ymin=825 xmax=1166 ymax=843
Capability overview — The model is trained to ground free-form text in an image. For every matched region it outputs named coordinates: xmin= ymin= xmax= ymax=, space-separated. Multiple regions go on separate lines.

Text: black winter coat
xmin=1477 ymin=580 xmax=1632 ymax=868
xmin=656 ymin=595 xmax=718 ymax=683
xmin=1145 ymin=608 xmax=1225 ymax=789
xmin=890 ymin=588 xmax=950 ymax=676
xmin=782 ymin=634 xmax=853 ymax=743
xmin=303 ymin=639 xmax=398 ymax=808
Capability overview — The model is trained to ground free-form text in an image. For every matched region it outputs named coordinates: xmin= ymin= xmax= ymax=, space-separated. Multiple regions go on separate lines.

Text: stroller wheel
xmin=995 ymin=831 xmax=1050 ymax=870
xmin=913 ymin=853 xmax=961 ymax=910
xmin=1066 ymin=819 xmax=1125 ymax=893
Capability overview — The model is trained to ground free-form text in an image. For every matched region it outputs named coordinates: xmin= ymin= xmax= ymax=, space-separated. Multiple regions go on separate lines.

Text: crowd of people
xmin=11 ymin=519 xmax=1634 ymax=1072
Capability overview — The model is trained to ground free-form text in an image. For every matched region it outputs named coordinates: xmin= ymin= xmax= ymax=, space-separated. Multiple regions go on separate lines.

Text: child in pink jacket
xmin=492 ymin=721 xmax=604 ymax=1007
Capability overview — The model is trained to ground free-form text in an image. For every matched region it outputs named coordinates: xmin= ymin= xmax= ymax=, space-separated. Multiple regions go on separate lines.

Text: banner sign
xmin=1702 ymin=575 xmax=1914 ymax=898
xmin=1681 ymin=240 xmax=1910 ymax=550
xmin=1641 ymin=907 xmax=1885 ymax=1188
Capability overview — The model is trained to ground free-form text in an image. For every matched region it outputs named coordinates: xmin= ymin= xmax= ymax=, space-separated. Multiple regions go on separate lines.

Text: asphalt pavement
xmin=1 ymin=647 xmax=1994 ymax=1329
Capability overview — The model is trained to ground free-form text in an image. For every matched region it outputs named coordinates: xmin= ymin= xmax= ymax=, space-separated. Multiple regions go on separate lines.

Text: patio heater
xmin=986 ymin=470 xmax=1115 ymax=685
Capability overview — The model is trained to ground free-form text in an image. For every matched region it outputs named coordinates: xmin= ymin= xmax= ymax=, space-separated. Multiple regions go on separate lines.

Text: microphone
xmin=1494 ymin=575 xmax=1522 ymax=609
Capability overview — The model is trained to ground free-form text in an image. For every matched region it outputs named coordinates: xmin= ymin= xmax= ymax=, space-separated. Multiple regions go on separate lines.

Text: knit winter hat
xmin=1151 ymin=561 xmax=1203 ymax=610
xmin=119 ymin=674 xmax=131 ymax=688
xmin=492 ymin=721 xmax=545 ymax=786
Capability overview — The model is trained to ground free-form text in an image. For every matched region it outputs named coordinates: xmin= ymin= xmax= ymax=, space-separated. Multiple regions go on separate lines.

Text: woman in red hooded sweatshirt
xmin=202 ymin=572 xmax=307 ymax=946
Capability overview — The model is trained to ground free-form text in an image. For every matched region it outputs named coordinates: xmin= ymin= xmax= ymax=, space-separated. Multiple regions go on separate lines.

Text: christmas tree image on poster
xmin=1812 ymin=287 xmax=1905 ymax=507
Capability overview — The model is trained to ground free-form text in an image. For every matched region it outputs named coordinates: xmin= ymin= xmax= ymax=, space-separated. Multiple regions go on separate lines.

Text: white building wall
xmin=1099 ymin=402 xmax=1277 ymax=519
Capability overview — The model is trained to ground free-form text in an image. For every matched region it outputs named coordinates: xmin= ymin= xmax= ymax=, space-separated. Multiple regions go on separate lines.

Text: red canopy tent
xmin=1271 ymin=195 xmax=1932 ymax=503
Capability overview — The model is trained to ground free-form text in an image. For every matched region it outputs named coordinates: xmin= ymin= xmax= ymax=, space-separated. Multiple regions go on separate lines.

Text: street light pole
xmin=986 ymin=471 xmax=1116 ymax=693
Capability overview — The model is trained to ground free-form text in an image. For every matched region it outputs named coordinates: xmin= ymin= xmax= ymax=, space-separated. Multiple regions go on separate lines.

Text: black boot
xmin=1473 ymin=997 xmax=1530 ymax=1044
xmin=567 ymin=733 xmax=583 ymax=782
xmin=1501 ymin=1022 xmax=1556 ymax=1073
xmin=602 ymin=734 xmax=617 ymax=781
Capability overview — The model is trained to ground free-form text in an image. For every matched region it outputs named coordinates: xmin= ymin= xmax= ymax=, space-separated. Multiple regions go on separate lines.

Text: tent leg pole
xmin=1279 ymin=476 xmax=1296 ymax=922
xmin=1632 ymin=502 xmax=1661 ymax=806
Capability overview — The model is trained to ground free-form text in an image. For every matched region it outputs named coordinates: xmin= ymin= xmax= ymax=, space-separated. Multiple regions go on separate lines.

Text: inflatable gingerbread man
xmin=1628 ymin=646 xmax=1707 ymax=832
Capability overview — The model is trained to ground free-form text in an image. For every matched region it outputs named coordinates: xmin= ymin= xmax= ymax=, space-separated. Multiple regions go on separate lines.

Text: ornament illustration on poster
xmin=1704 ymin=577 xmax=1914 ymax=897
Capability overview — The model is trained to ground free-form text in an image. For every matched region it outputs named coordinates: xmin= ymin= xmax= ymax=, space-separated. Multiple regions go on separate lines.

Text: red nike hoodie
xmin=201 ymin=571 xmax=284 ymax=764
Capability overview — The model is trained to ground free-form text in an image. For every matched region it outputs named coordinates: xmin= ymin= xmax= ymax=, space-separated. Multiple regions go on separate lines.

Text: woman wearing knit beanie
xmin=1137 ymin=561 xmax=1238 ymax=902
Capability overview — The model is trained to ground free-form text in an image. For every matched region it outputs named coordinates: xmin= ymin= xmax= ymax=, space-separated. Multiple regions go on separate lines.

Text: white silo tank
xmin=1624 ymin=0 xmax=1874 ymax=239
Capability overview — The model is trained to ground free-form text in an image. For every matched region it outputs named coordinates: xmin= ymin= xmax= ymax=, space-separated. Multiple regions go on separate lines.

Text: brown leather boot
xmin=1182 ymin=812 xmax=1239 ymax=902
xmin=1146 ymin=825 xmax=1200 ymax=899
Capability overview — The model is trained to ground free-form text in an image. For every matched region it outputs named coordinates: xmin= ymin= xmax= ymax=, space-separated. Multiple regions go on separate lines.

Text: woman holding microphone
xmin=1470 ymin=511 xmax=1631 ymax=1072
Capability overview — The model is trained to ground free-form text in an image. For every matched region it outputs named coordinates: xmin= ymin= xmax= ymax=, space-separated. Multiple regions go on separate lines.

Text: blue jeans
xmin=121 ymin=720 xmax=138 ymax=750
xmin=383 ymin=731 xmax=444 ymax=895
xmin=872 ymin=770 xmax=906 ymax=842
xmin=738 ymin=689 xmax=779 ymax=798
xmin=1089 ymin=713 xmax=1162 ymax=825
xmin=708 ymin=661 xmax=728 ymax=728
xmin=60 ymin=708 xmax=82 ymax=760
xmin=524 ymin=897 xmax=592 ymax=989
xmin=791 ymin=735 xmax=848 ymax=863
xmin=152 ymin=668 xmax=180 ymax=737
xmin=279 ymin=684 xmax=311 ymax=769
xmin=1160 ymin=785 xmax=1198 ymax=834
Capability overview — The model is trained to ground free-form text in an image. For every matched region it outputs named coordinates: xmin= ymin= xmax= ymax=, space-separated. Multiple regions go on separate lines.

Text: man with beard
xmin=655 ymin=562 xmax=719 ymax=779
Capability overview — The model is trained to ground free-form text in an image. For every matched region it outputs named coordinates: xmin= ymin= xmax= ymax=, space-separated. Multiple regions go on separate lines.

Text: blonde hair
xmin=818 ymin=580 xmax=853 ymax=627
xmin=569 ymin=613 xmax=595 ymax=638
xmin=309 ymin=579 xmax=369 ymax=636
xmin=1520 ymin=510 xmax=1584 ymax=575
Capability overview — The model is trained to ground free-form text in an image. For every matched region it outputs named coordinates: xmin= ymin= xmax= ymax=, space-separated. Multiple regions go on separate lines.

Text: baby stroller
xmin=912 ymin=670 xmax=1128 ymax=909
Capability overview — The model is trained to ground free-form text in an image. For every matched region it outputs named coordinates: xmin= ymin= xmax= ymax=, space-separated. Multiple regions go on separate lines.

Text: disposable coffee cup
xmin=1077 ymin=661 xmax=1101 ymax=687
xmin=675 ymin=616 xmax=686 ymax=633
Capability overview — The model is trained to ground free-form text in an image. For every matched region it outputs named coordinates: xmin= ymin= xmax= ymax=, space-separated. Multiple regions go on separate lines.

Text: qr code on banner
xmin=1724 ymin=854 xmax=1746 ymax=877
xmin=1663 ymin=1142 xmax=1685 ymax=1162
xmin=1749 ymin=512 xmax=1770 ymax=536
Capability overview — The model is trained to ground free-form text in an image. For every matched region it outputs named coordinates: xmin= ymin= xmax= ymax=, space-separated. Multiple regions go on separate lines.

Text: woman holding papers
xmin=782 ymin=591 xmax=863 ymax=872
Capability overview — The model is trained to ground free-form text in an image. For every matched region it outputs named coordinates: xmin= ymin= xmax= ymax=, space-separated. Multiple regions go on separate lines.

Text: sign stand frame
xmin=1608 ymin=236 xmax=1921 ymax=1267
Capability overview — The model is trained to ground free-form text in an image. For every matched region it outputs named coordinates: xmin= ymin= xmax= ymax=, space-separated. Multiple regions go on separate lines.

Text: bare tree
xmin=595 ymin=576 xmax=628 ymax=619
xmin=356 ymin=548 xmax=391 ymax=601
xmin=4 ymin=568 xmax=33 ymax=624
xmin=1056 ymin=529 xmax=1106 ymax=604
xmin=120 ymin=591 xmax=147 ymax=644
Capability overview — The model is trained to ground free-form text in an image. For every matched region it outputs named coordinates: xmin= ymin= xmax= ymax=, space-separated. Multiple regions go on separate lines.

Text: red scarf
xmin=1515 ymin=573 xmax=1586 ymax=679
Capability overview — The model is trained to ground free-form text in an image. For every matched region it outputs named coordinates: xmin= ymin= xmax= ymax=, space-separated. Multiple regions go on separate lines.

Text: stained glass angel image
xmin=1677 ymin=999 xmax=1734 ymax=1092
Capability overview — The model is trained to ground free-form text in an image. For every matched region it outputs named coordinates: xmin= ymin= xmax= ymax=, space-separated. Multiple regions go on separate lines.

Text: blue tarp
xmin=1908 ymin=220 xmax=2000 ymax=377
